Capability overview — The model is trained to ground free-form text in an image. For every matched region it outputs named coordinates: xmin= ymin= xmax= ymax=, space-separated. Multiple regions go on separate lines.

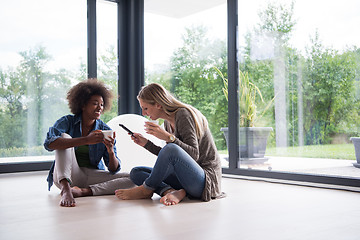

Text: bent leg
xmin=53 ymin=133 xmax=86 ymax=206
xmin=84 ymin=169 xmax=136 ymax=196
xmin=129 ymin=166 xmax=177 ymax=196
xmin=115 ymin=167 xmax=156 ymax=200
xmin=117 ymin=144 xmax=205 ymax=202
xmin=129 ymin=166 xmax=152 ymax=186
xmin=145 ymin=143 xmax=205 ymax=199
xmin=53 ymin=133 xmax=86 ymax=188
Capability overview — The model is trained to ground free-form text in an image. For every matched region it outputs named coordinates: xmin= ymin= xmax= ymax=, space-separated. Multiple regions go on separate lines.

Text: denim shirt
xmin=44 ymin=114 xmax=121 ymax=190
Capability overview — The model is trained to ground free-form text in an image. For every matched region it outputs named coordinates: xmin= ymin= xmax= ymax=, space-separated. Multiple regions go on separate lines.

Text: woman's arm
xmin=172 ymin=110 xmax=200 ymax=161
xmin=130 ymin=133 xmax=162 ymax=156
xmin=143 ymin=109 xmax=200 ymax=159
xmin=143 ymin=140 xmax=162 ymax=156
xmin=48 ymin=130 xmax=104 ymax=150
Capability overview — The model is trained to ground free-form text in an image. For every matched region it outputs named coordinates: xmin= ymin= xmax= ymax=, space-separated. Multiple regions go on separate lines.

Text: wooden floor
xmin=1 ymin=171 xmax=360 ymax=240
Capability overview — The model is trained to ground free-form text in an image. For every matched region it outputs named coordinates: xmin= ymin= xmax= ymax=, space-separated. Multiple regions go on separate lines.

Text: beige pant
xmin=53 ymin=133 xmax=135 ymax=195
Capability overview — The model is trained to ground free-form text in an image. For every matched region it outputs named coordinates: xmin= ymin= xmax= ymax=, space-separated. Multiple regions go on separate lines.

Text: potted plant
xmin=215 ymin=67 xmax=275 ymax=164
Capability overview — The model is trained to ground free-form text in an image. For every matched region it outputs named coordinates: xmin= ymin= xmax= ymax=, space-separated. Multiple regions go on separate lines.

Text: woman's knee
xmin=129 ymin=167 xmax=141 ymax=178
xmin=159 ymin=143 xmax=182 ymax=157
xmin=130 ymin=167 xmax=149 ymax=186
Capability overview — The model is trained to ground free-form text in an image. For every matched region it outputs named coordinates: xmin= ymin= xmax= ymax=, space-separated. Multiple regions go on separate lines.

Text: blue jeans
xmin=130 ymin=143 xmax=205 ymax=199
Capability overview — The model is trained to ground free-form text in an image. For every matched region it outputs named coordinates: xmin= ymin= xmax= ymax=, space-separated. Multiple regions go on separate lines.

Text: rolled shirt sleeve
xmin=44 ymin=116 xmax=72 ymax=151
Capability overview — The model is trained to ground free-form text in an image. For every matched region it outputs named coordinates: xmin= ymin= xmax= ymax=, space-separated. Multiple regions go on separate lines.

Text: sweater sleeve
xmin=172 ymin=109 xmax=200 ymax=161
xmin=143 ymin=140 xmax=162 ymax=156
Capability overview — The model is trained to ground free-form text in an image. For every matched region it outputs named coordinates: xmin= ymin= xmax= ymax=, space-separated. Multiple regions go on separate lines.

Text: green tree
xmin=18 ymin=45 xmax=51 ymax=147
xmin=0 ymin=45 xmax=72 ymax=155
xmin=43 ymin=68 xmax=72 ymax=131
xmin=0 ymin=68 xmax=26 ymax=148
xmin=170 ymin=25 xmax=228 ymax=149
xmin=146 ymin=67 xmax=172 ymax=91
xmin=241 ymin=1 xmax=297 ymax=146
xmin=97 ymin=45 xmax=119 ymax=123
xmin=303 ymin=33 xmax=357 ymax=144
xmin=257 ymin=0 xmax=296 ymax=42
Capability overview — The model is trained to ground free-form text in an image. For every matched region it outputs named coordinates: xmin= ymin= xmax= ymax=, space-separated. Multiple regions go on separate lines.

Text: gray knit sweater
xmin=144 ymin=108 xmax=223 ymax=201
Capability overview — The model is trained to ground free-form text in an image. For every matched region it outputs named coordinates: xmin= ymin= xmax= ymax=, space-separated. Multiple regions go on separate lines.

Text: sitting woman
xmin=115 ymin=83 xmax=224 ymax=205
xmin=44 ymin=78 xmax=135 ymax=207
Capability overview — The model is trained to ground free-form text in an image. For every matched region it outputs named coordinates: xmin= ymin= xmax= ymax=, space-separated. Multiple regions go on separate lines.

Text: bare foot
xmin=60 ymin=187 xmax=76 ymax=207
xmin=115 ymin=185 xmax=153 ymax=200
xmin=160 ymin=189 xmax=186 ymax=206
xmin=71 ymin=186 xmax=93 ymax=198
xmin=59 ymin=178 xmax=75 ymax=207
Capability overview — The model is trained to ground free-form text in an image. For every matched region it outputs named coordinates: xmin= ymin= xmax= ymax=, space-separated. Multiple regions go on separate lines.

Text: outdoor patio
xmin=220 ymin=155 xmax=360 ymax=179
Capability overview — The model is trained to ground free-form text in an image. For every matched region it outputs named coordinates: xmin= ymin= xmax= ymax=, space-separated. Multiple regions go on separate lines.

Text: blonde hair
xmin=137 ymin=83 xmax=208 ymax=138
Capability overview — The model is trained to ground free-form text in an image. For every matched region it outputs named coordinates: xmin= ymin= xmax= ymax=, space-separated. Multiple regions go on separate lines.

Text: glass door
xmin=234 ymin=0 xmax=360 ymax=180
xmin=144 ymin=0 xmax=228 ymax=154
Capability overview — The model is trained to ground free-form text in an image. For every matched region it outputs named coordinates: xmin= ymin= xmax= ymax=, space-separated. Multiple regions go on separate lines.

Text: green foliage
xmin=303 ymin=33 xmax=357 ymax=144
xmin=215 ymin=67 xmax=275 ymax=127
xmin=97 ymin=45 xmax=118 ymax=123
xmin=169 ymin=25 xmax=228 ymax=149
xmin=145 ymin=68 xmax=172 ymax=90
xmin=266 ymin=144 xmax=356 ymax=160
xmin=0 ymin=68 xmax=27 ymax=148
xmin=18 ymin=45 xmax=50 ymax=146
xmin=0 ymin=45 xmax=71 ymax=151
xmin=1 ymin=1 xmax=360 ymax=160
xmin=16 ymin=45 xmax=73 ymax=147
xmin=257 ymin=0 xmax=296 ymax=42
xmin=0 ymin=44 xmax=122 ymax=156
xmin=0 ymin=146 xmax=53 ymax=158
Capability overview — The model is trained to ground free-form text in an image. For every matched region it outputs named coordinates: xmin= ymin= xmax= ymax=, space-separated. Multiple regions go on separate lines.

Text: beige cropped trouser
xmin=53 ymin=133 xmax=135 ymax=195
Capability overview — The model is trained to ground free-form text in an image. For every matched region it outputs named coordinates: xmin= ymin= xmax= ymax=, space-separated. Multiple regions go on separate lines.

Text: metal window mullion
xmin=227 ymin=0 xmax=239 ymax=170
xmin=87 ymin=0 xmax=97 ymax=79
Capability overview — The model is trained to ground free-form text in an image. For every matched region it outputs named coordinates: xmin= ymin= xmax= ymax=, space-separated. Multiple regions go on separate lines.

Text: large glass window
xmin=97 ymin=0 xmax=118 ymax=123
xmin=232 ymin=0 xmax=360 ymax=179
xmin=4 ymin=0 xmax=360 ymax=185
xmin=0 ymin=0 xmax=87 ymax=164
xmin=144 ymin=0 xmax=228 ymax=154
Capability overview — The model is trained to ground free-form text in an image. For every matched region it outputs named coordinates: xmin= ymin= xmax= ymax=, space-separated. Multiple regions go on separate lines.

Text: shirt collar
xmin=75 ymin=114 xmax=102 ymax=131
xmin=74 ymin=114 xmax=82 ymax=125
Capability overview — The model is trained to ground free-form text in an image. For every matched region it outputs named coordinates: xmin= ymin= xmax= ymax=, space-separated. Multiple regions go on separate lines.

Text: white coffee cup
xmin=147 ymin=120 xmax=158 ymax=124
xmin=145 ymin=120 xmax=159 ymax=131
xmin=102 ymin=130 xmax=114 ymax=141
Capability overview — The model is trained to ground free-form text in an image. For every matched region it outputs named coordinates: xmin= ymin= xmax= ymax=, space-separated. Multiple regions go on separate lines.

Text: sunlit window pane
xmin=0 ymin=0 xmax=87 ymax=163
xmin=236 ymin=0 xmax=360 ymax=177
xmin=144 ymin=0 xmax=228 ymax=158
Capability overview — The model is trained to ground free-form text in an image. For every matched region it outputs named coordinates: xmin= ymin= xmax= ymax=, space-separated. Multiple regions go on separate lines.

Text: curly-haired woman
xmin=44 ymin=78 xmax=135 ymax=207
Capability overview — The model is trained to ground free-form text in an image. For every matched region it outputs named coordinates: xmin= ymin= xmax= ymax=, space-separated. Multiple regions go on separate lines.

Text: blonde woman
xmin=115 ymin=83 xmax=224 ymax=205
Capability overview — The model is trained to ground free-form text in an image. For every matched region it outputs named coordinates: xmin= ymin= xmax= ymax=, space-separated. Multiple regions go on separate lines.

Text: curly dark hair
xmin=67 ymin=78 xmax=114 ymax=115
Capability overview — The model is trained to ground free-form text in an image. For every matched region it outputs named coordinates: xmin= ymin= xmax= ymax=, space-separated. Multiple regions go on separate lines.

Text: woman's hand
xmin=144 ymin=122 xmax=170 ymax=141
xmin=131 ymin=133 xmax=148 ymax=147
xmin=101 ymin=131 xmax=118 ymax=171
xmin=103 ymin=131 xmax=116 ymax=154
xmin=86 ymin=130 xmax=104 ymax=145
